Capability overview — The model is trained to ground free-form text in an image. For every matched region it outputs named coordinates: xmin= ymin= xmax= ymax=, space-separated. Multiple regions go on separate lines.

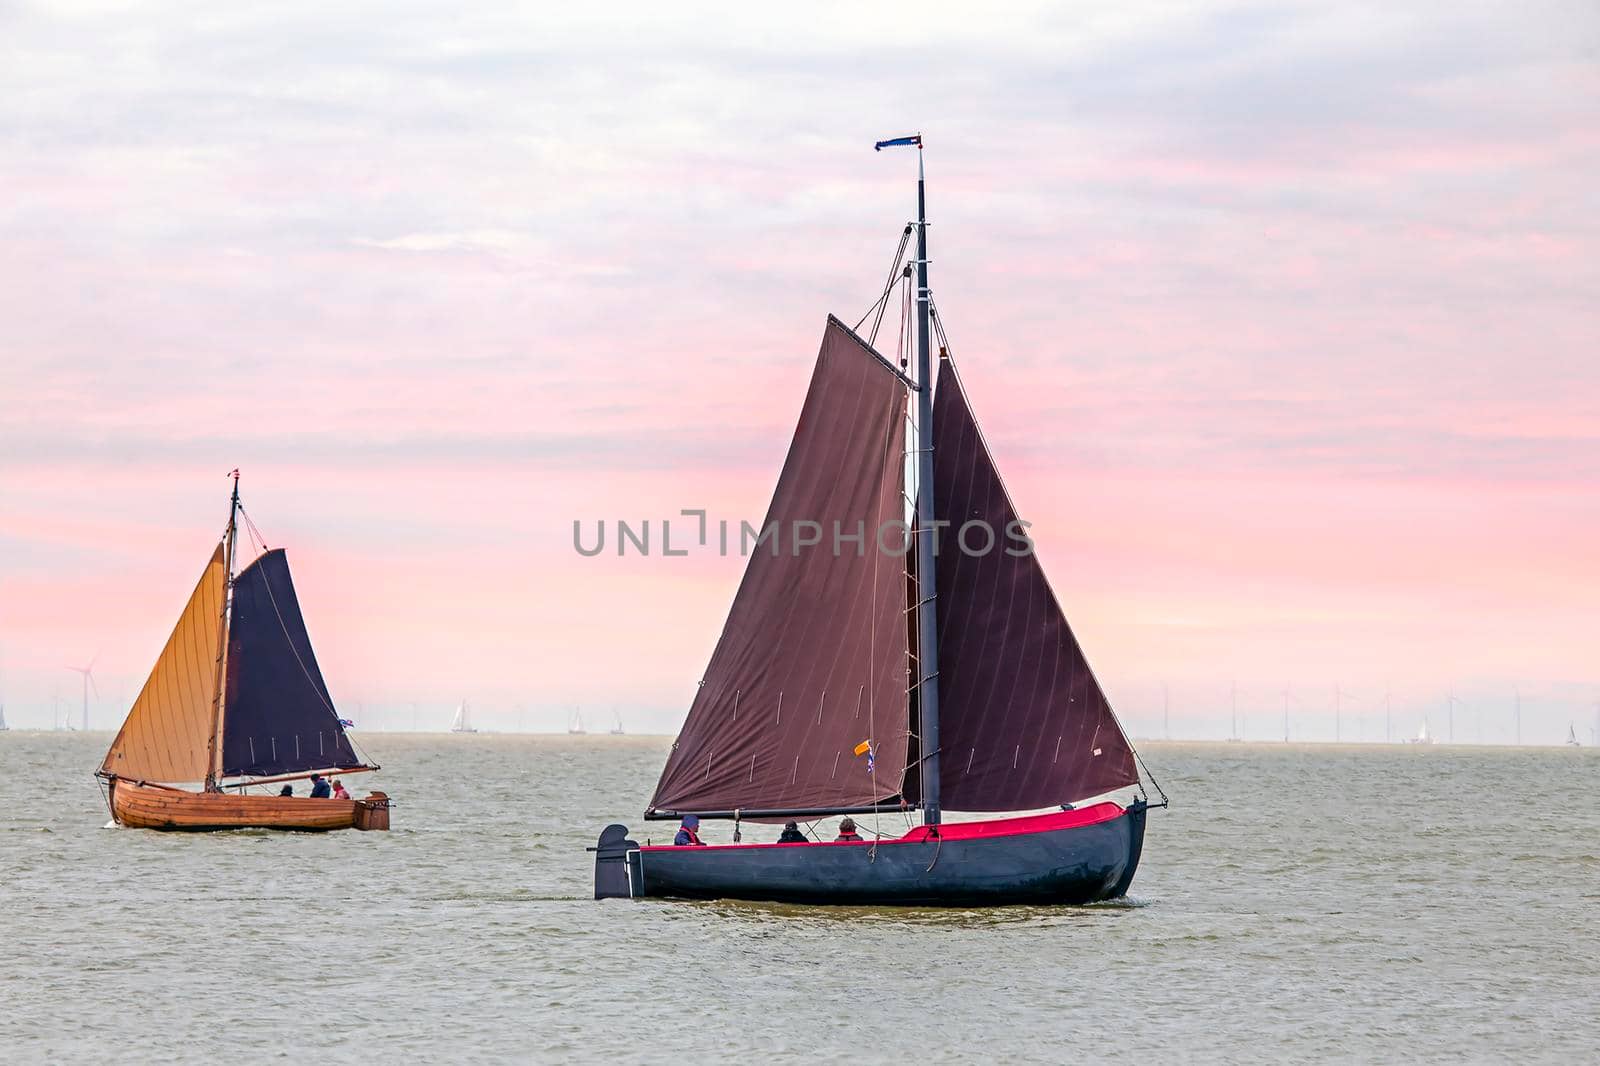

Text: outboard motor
xmin=591 ymin=824 xmax=640 ymax=899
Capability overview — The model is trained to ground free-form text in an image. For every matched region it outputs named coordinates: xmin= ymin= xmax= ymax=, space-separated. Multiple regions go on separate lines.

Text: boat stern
xmin=354 ymin=792 xmax=391 ymax=831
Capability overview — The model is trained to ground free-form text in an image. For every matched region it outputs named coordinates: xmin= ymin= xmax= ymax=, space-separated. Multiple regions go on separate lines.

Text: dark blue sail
xmin=221 ymin=549 xmax=369 ymax=778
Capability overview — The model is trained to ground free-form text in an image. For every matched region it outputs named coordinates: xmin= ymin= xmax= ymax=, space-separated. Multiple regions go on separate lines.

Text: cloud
xmin=0 ymin=0 xmax=1595 ymax=728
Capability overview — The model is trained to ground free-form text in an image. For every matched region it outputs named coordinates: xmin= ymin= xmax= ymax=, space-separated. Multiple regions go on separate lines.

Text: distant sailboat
xmin=569 ymin=709 xmax=587 ymax=736
xmin=1564 ymin=722 xmax=1581 ymax=748
xmin=593 ymin=137 xmax=1164 ymax=907
xmin=450 ymin=700 xmax=478 ymax=734
xmin=0 ymin=703 xmax=8 ymax=731
xmin=608 ymin=711 xmax=625 ymax=736
xmin=97 ymin=473 xmax=390 ymax=831
xmin=1405 ymin=717 xmax=1435 ymax=745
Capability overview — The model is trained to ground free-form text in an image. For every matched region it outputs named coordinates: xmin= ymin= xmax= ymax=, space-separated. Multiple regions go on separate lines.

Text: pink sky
xmin=2 ymin=2 xmax=1596 ymax=740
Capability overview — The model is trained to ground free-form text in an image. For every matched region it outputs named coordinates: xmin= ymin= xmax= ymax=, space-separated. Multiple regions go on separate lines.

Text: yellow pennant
xmin=853 ymin=740 xmax=872 ymax=757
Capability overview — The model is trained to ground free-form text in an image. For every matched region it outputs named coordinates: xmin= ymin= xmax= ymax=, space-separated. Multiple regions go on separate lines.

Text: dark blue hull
xmin=593 ymin=802 xmax=1146 ymax=907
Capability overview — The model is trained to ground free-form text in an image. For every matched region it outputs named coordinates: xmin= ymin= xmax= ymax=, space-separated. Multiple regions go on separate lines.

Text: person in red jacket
xmin=674 ymin=813 xmax=705 ymax=846
xmin=834 ymin=817 xmax=862 ymax=842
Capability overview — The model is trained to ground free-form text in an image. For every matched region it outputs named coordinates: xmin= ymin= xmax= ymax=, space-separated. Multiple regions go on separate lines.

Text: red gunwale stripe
xmin=637 ymin=801 xmax=1124 ymax=852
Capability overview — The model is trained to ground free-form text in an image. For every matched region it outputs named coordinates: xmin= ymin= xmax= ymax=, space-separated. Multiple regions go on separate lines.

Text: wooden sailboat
xmin=593 ymin=137 xmax=1164 ymax=906
xmin=608 ymin=711 xmax=625 ymax=736
xmin=450 ymin=700 xmax=478 ymax=733
xmin=97 ymin=474 xmax=390 ymax=831
xmin=568 ymin=709 xmax=587 ymax=735
xmin=1565 ymin=723 xmax=1581 ymax=748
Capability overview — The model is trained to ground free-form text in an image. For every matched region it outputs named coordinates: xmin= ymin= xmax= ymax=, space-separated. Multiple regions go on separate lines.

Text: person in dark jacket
xmin=308 ymin=774 xmax=331 ymax=799
xmin=834 ymin=817 xmax=862 ymax=842
xmin=278 ymin=785 xmax=294 ymax=797
xmin=674 ymin=813 xmax=704 ymax=846
xmin=777 ymin=821 xmax=807 ymax=844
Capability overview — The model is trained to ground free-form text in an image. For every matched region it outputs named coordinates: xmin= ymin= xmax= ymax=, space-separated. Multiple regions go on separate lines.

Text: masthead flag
xmin=874 ymin=134 xmax=922 ymax=151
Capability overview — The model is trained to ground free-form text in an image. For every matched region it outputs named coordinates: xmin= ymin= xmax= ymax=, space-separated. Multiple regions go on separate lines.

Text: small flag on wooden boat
xmin=854 ymin=739 xmax=874 ymax=772
xmin=339 ymin=718 xmax=355 ymax=728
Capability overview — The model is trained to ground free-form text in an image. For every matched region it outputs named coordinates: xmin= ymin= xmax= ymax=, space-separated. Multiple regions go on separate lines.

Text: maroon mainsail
xmin=922 ymin=359 xmax=1139 ymax=809
xmin=648 ymin=317 xmax=912 ymax=814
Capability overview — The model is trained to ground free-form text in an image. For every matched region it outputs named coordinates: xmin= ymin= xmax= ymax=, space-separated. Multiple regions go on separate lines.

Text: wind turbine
xmin=1334 ymin=683 xmax=1359 ymax=743
xmin=1163 ymin=682 xmax=1170 ymax=741
xmin=1228 ymin=680 xmax=1242 ymax=742
xmin=1514 ymin=686 xmax=1522 ymax=747
xmin=1384 ymin=688 xmax=1393 ymax=744
xmin=1281 ymin=687 xmax=1297 ymax=743
xmin=1447 ymin=689 xmax=1463 ymax=744
xmin=66 ymin=656 xmax=98 ymax=732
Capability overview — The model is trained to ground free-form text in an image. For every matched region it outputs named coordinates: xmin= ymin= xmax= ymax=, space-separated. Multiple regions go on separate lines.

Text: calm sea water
xmin=1 ymin=733 xmax=1594 ymax=1064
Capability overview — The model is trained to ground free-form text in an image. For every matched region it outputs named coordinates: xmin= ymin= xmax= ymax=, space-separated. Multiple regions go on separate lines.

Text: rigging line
xmin=1132 ymin=744 xmax=1170 ymax=807
xmin=236 ymin=503 xmax=271 ymax=560
xmin=862 ymin=226 xmax=914 ymax=340
xmin=897 ymin=273 xmax=913 ymax=372
xmin=854 ymin=226 xmax=914 ymax=337
xmin=868 ymin=248 xmax=908 ymax=346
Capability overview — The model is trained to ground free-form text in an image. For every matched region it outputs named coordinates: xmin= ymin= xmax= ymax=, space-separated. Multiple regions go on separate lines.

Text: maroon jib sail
xmin=921 ymin=359 xmax=1139 ymax=810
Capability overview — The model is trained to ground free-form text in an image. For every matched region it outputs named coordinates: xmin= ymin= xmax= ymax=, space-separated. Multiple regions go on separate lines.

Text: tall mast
xmin=908 ymin=138 xmax=943 ymax=825
xmin=205 ymin=470 xmax=241 ymax=791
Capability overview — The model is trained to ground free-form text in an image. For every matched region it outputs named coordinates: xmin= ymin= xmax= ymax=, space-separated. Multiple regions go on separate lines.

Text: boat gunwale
xmin=635 ymin=800 xmax=1126 ymax=852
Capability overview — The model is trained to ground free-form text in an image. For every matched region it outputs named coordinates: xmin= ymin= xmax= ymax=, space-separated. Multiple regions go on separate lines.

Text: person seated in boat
xmin=777 ymin=821 xmax=807 ymax=844
xmin=834 ymin=817 xmax=862 ymax=843
xmin=278 ymin=785 xmax=294 ymax=797
xmin=331 ymin=779 xmax=350 ymax=800
xmin=308 ymin=774 xmax=331 ymax=799
xmin=673 ymin=814 xmax=705 ymax=846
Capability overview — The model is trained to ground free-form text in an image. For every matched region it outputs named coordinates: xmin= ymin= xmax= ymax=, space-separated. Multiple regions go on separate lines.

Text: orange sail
xmin=99 ymin=545 xmax=225 ymax=784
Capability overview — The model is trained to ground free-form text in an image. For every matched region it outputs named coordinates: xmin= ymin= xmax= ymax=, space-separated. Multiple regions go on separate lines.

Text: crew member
xmin=674 ymin=813 xmax=705 ymax=846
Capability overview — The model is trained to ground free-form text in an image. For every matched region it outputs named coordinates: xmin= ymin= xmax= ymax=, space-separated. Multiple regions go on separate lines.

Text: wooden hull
xmin=108 ymin=779 xmax=390 ymax=832
xmin=593 ymin=801 xmax=1147 ymax=907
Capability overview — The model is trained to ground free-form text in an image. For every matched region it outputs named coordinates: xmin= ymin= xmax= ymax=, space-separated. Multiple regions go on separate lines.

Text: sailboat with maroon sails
xmin=592 ymin=137 xmax=1165 ymax=905
xmin=97 ymin=473 xmax=390 ymax=831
